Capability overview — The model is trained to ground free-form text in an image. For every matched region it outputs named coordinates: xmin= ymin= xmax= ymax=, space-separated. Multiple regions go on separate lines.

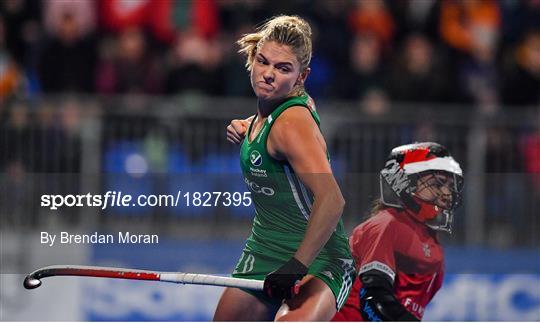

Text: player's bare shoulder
xmin=272 ymin=105 xmax=319 ymax=134
xmin=268 ymin=105 xmax=326 ymax=159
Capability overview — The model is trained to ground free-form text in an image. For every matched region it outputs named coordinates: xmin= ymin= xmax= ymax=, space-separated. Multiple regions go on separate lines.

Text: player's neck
xmin=257 ymin=97 xmax=286 ymax=117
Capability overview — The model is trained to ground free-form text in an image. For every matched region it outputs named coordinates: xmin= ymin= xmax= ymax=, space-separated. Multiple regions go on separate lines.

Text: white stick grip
xmin=160 ymin=273 xmax=264 ymax=290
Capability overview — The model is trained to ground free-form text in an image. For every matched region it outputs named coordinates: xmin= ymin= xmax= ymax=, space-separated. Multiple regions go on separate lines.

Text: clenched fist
xmin=226 ymin=118 xmax=252 ymax=144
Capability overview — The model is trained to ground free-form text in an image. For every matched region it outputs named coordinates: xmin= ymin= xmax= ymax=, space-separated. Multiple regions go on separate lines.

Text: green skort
xmin=232 ymin=246 xmax=356 ymax=310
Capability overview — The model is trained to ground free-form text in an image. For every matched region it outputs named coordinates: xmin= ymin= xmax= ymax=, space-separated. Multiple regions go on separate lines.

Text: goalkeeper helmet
xmin=379 ymin=142 xmax=463 ymax=233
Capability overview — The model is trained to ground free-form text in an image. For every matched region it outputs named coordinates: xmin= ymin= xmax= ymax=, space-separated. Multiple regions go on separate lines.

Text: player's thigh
xmin=213 ymin=287 xmax=275 ymax=321
xmin=274 ymin=275 xmax=337 ymax=321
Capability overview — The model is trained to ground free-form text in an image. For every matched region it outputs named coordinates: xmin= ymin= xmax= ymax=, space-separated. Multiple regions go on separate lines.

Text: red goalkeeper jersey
xmin=333 ymin=208 xmax=444 ymax=321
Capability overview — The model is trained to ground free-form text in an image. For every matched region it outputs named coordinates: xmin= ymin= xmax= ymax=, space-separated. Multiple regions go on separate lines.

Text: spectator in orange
xmin=1 ymin=17 xmax=23 ymax=99
xmin=440 ymin=0 xmax=501 ymax=107
xmin=348 ymin=0 xmax=395 ymax=51
xmin=439 ymin=0 xmax=501 ymax=55
xmin=0 ymin=58 xmax=22 ymax=100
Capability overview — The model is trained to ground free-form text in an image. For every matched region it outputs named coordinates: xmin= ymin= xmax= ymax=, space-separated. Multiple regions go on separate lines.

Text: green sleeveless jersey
xmin=239 ymin=93 xmax=351 ymax=261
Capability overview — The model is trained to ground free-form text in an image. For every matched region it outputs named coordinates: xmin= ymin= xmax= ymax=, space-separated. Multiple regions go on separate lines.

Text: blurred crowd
xmin=1 ymin=0 xmax=539 ymax=247
xmin=1 ymin=0 xmax=539 ymax=110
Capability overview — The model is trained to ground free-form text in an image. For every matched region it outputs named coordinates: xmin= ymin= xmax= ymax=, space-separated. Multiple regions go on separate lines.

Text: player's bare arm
xmin=226 ymin=115 xmax=254 ymax=144
xmin=268 ymin=106 xmax=345 ymax=266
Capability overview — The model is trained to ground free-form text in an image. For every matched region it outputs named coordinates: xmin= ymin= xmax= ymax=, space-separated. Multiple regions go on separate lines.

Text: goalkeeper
xmin=333 ymin=142 xmax=464 ymax=321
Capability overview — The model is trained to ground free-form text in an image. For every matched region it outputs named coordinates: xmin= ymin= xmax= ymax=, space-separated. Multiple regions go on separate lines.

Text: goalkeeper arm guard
xmin=359 ymin=270 xmax=419 ymax=321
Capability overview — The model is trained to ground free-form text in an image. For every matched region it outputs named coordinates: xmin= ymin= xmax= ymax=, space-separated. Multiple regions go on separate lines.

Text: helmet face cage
xmin=409 ymin=170 xmax=464 ymax=211
xmin=379 ymin=142 xmax=464 ymax=233
xmin=409 ymin=171 xmax=463 ymax=234
xmin=425 ymin=210 xmax=454 ymax=233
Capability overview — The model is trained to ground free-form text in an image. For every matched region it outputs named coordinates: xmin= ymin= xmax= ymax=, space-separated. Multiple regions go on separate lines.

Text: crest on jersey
xmin=250 ymin=150 xmax=262 ymax=166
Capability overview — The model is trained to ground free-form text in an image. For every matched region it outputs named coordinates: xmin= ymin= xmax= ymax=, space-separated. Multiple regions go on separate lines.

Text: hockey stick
xmin=23 ymin=265 xmax=264 ymax=291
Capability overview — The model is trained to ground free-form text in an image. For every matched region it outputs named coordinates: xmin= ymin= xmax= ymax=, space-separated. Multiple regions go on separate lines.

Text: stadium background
xmin=0 ymin=0 xmax=539 ymax=321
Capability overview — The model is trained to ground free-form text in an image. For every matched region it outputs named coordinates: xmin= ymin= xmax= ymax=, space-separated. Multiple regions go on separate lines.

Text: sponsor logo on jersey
xmin=359 ymin=261 xmax=396 ymax=282
xmin=423 ymin=243 xmax=431 ymax=258
xmin=244 ymin=177 xmax=275 ymax=196
xmin=381 ymin=159 xmax=410 ymax=195
xmin=249 ymin=167 xmax=267 ymax=178
xmin=403 ymin=298 xmax=425 ymax=318
xmin=250 ymin=150 xmax=262 ymax=166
